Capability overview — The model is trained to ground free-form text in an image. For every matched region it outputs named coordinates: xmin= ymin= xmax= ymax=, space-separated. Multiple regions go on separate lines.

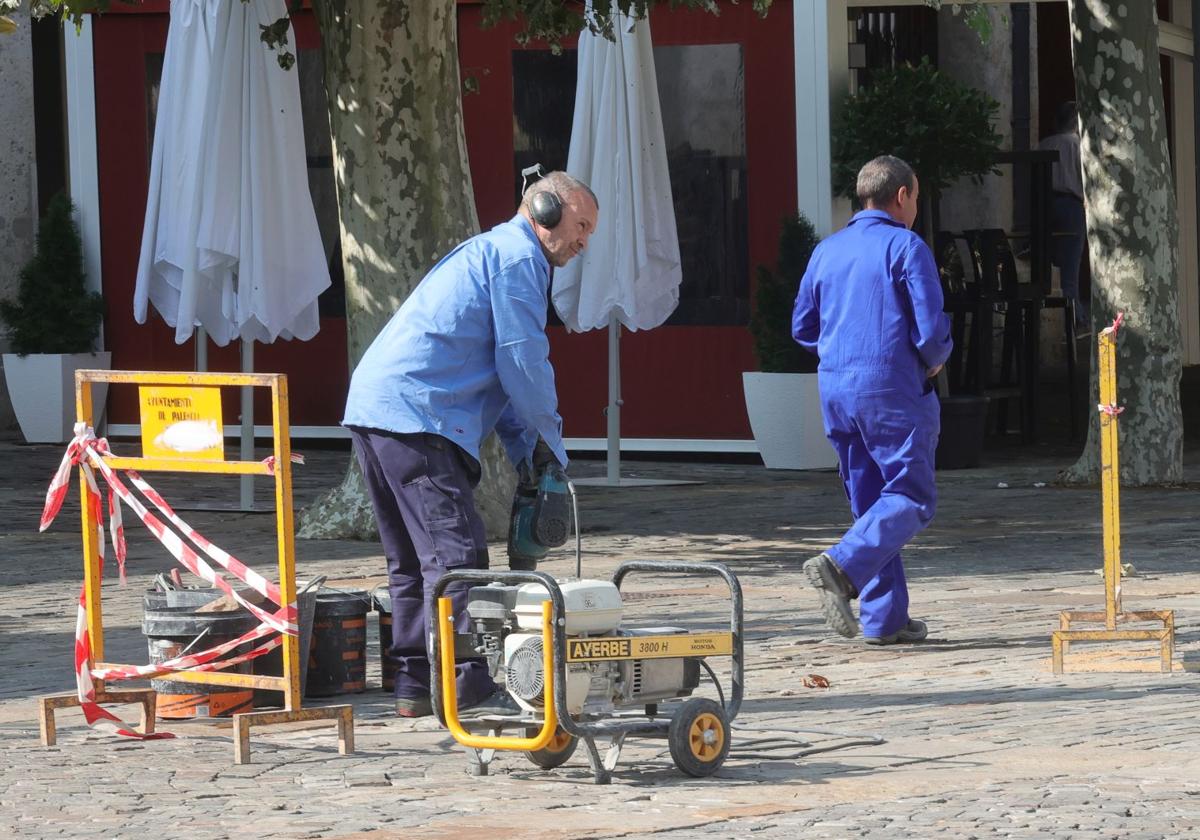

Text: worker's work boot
xmin=394 ymin=695 xmax=434 ymax=718
xmin=461 ymin=689 xmax=522 ymax=719
xmin=803 ymin=553 xmax=858 ymax=638
xmin=864 ymin=618 xmax=928 ymax=646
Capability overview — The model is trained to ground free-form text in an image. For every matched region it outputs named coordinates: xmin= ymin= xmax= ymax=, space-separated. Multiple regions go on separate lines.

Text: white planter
xmin=2 ymin=352 xmax=111 ymax=443
xmin=742 ymin=372 xmax=838 ymax=470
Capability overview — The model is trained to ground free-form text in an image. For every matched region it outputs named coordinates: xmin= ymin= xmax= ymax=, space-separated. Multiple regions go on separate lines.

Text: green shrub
xmin=0 ymin=192 xmax=104 ymax=355
xmin=749 ymin=212 xmax=819 ymax=374
xmin=833 ymin=58 xmax=1002 ymax=206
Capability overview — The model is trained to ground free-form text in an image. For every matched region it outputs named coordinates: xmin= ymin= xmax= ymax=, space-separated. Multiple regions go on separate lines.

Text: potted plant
xmin=742 ymin=212 xmax=837 ymax=470
xmin=832 ymin=57 xmax=1002 ymax=240
xmin=1 ymin=193 xmax=109 ymax=443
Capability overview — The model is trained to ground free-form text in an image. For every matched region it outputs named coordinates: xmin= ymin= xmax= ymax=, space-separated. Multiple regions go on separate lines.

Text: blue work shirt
xmin=343 ymin=214 xmax=567 ymax=468
xmin=791 ymin=210 xmax=952 ymax=393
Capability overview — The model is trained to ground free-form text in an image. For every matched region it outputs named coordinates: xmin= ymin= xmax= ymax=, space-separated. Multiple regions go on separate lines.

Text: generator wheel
xmin=668 ymin=698 xmax=729 ymax=777
xmin=524 ymin=727 xmax=578 ymax=769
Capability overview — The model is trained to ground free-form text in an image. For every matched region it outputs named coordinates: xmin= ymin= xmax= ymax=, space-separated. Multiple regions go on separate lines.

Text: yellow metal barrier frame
xmin=37 ymin=369 xmax=353 ymax=763
xmin=1051 ymin=331 xmax=1174 ymax=673
xmin=437 ymin=597 xmax=557 ymax=751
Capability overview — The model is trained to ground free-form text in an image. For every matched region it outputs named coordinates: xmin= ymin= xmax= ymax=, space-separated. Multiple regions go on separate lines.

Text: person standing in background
xmin=1038 ymin=100 xmax=1090 ymax=331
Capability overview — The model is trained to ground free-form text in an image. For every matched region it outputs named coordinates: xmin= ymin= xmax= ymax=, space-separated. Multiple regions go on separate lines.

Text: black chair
xmin=1038 ymin=236 xmax=1083 ymax=440
xmin=961 ymin=229 xmax=1031 ymax=440
xmin=934 ymin=231 xmax=990 ymax=397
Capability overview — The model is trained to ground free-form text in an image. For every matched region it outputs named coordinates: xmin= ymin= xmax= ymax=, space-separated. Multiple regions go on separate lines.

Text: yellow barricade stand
xmin=37 ymin=370 xmax=354 ymax=763
xmin=1050 ymin=325 xmax=1175 ymax=673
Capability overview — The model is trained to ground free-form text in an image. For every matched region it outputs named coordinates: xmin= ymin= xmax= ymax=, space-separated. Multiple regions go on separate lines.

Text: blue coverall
xmin=791 ymin=210 xmax=952 ymax=637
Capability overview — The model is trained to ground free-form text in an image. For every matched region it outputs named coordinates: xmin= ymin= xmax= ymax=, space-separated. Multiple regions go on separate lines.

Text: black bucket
xmin=372 ymin=589 xmax=396 ymax=693
xmin=305 ymin=589 xmax=369 ymax=697
xmin=251 ymin=586 xmax=318 ymax=706
xmin=937 ymin=395 xmax=989 ymax=470
xmin=143 ymin=587 xmax=222 ymax=611
xmin=141 ymin=604 xmax=256 ymax=719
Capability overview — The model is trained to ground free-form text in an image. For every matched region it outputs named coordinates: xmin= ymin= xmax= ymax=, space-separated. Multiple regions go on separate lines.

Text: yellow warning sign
xmin=139 ymin=386 xmax=224 ymax=461
xmin=566 ymin=633 xmax=733 ymax=662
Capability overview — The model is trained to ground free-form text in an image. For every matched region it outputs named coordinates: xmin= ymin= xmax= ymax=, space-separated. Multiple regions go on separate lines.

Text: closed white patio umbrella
xmin=134 ymin=0 xmax=329 ymax=507
xmin=553 ymin=1 xmax=687 ymax=486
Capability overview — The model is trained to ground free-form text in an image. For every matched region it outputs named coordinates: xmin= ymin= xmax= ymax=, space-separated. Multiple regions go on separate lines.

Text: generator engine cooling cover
xmin=513 ymin=579 xmax=623 ymax=634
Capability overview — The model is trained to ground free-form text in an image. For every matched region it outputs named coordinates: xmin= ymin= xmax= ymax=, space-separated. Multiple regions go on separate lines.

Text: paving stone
xmin=4 ymin=443 xmax=1200 ymax=837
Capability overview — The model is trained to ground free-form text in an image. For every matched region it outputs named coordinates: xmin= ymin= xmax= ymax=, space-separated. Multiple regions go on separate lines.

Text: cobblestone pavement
xmin=2 ymin=437 xmax=1200 ymax=839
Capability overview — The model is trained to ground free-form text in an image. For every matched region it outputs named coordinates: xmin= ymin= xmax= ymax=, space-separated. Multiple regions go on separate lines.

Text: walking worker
xmin=1037 ymin=100 xmax=1089 ymax=329
xmin=792 ymin=155 xmax=951 ymax=645
xmin=343 ymin=171 xmax=599 ymax=716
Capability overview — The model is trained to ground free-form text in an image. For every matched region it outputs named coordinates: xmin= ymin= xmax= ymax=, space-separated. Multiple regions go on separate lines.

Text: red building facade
xmin=91 ymin=1 xmax=797 ymax=444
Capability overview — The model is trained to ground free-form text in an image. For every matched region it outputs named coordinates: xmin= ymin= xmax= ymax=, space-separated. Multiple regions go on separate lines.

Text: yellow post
xmin=76 ymin=373 xmax=104 ymax=688
xmin=1098 ymin=329 xmax=1122 ymax=627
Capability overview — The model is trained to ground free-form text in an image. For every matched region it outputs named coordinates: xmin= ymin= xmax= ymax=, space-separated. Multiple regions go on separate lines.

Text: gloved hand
xmin=532 ymin=438 xmax=559 ymax=470
xmin=515 ymin=458 xmax=537 ymax=492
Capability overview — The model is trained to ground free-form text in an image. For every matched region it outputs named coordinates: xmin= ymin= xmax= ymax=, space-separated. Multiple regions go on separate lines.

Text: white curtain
xmin=134 ymin=0 xmax=329 ymax=346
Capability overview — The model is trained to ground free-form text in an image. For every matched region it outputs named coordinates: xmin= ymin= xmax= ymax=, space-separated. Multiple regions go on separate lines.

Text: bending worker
xmin=343 ymin=171 xmax=599 ymax=716
xmin=792 ymin=155 xmax=952 ymax=645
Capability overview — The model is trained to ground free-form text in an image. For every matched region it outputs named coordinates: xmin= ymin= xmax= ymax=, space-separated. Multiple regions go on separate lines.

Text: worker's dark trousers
xmin=349 ymin=426 xmax=496 ymax=705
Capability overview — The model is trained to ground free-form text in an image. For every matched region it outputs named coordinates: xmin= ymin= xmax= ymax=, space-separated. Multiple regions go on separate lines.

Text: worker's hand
xmin=927 ymin=364 xmax=944 ymax=379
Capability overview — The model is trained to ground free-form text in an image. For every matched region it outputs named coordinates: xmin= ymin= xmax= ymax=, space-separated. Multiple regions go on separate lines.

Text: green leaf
xmin=832 ymin=57 xmax=1002 ymax=202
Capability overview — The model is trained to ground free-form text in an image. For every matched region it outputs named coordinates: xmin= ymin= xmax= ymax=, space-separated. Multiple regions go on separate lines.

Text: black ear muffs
xmin=529 ymin=190 xmax=563 ymax=229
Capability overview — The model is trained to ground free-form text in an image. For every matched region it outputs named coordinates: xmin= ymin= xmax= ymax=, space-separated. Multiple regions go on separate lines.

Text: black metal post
xmin=1193 ymin=0 xmax=1200 ymax=322
xmin=1011 ymin=4 xmax=1032 ymax=233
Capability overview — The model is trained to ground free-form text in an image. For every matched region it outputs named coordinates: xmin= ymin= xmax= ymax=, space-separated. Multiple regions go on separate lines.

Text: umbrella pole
xmin=241 ymin=338 xmax=255 ymax=510
xmin=606 ymin=316 xmax=621 ymax=485
xmin=196 ymin=327 xmax=208 ymax=371
xmin=189 ymin=329 xmax=258 ymax=512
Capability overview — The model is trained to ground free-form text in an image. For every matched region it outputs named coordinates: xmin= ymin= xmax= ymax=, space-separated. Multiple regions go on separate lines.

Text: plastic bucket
xmin=304 ymin=589 xmax=370 ymax=697
xmin=372 ymin=589 xmax=396 ymax=693
xmin=141 ymin=605 xmax=256 ymax=719
xmin=937 ymin=395 xmax=989 ymax=470
xmin=142 ymin=587 xmax=222 ymax=611
xmin=251 ymin=586 xmax=318 ymax=706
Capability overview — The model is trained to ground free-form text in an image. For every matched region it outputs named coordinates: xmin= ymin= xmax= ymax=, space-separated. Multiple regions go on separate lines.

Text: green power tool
xmin=507 ymin=445 xmax=570 ymax=570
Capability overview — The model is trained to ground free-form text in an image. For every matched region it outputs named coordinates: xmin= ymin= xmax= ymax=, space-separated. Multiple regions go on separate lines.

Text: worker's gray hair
xmin=521 ymin=171 xmax=599 ymax=212
xmin=856 ymin=155 xmax=916 ymax=208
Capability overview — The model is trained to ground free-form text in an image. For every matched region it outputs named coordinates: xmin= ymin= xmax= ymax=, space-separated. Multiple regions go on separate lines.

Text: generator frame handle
xmin=436 ymin=598 xmax=557 ymax=751
xmin=431 ymin=569 xmax=565 ymax=751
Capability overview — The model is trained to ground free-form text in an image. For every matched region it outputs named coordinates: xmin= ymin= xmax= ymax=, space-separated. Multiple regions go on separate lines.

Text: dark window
xmin=512 ymin=43 xmax=749 ymax=326
xmin=852 ymin=6 xmax=939 ymax=86
xmin=145 ymin=52 xmax=164 ymax=155
xmin=32 ymin=15 xmax=67 ymax=216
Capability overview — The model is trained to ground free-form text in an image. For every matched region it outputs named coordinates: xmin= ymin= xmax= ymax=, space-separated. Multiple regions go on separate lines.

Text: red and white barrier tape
xmin=1102 ymin=311 xmax=1125 ymax=337
xmin=1098 ymin=404 xmax=1125 ymax=417
xmin=41 ymin=423 xmax=301 ymax=739
xmin=263 ymin=453 xmax=304 ymax=473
